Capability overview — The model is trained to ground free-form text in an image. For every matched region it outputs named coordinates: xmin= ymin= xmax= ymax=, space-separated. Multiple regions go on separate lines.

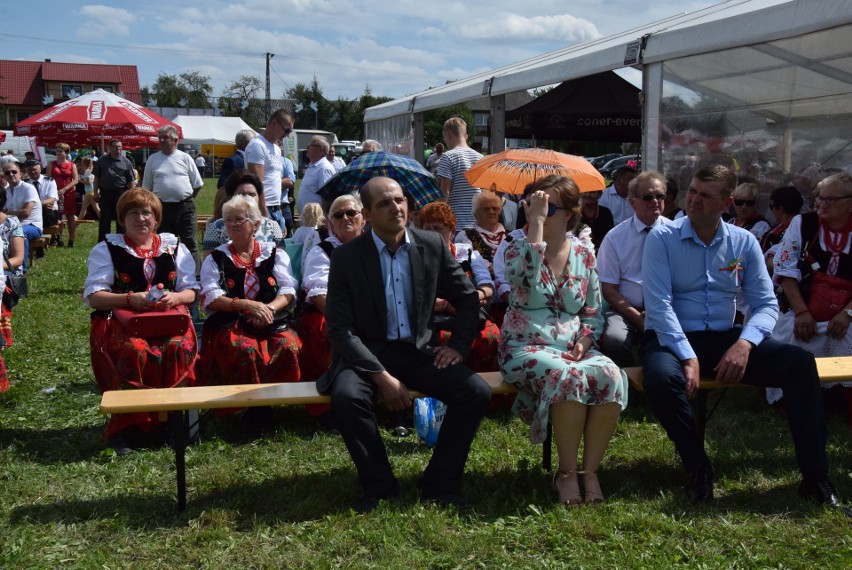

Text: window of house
xmin=93 ymin=85 xmax=114 ymax=93
xmin=474 ymin=113 xmax=489 ymax=127
xmin=61 ymin=84 xmax=83 ymax=98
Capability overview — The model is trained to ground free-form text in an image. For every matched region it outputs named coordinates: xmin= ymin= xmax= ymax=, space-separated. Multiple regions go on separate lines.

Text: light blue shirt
xmin=282 ymin=157 xmax=295 ymax=202
xmin=642 ymin=216 xmax=778 ymax=361
xmin=371 ymin=229 xmax=414 ymax=342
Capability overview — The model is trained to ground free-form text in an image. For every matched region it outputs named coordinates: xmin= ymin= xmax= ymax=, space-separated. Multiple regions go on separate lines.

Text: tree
xmin=285 ymin=75 xmax=330 ymax=131
xmin=219 ymin=75 xmax=266 ymax=128
xmin=145 ymin=71 xmax=213 ymax=108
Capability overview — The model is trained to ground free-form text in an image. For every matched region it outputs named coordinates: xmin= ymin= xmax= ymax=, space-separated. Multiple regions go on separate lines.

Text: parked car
xmin=589 ymin=153 xmax=622 ymax=169
xmin=599 ymin=154 xmax=640 ymax=179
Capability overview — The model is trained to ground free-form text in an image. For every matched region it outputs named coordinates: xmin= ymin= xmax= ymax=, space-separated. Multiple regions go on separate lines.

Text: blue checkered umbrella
xmin=317 ymin=151 xmax=443 ymax=209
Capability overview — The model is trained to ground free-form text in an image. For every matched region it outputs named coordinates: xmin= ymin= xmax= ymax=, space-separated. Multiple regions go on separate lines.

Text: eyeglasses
xmin=3 ymin=170 xmax=19 ymax=175
xmin=546 ymin=203 xmax=567 ymax=217
xmin=637 ymin=193 xmax=665 ymax=202
xmin=126 ymin=209 xmax=155 ymax=219
xmin=733 ymin=199 xmax=756 ymax=207
xmin=815 ymin=195 xmax=851 ymax=205
xmin=224 ymin=217 xmax=249 ymax=226
xmin=332 ymin=209 xmax=360 ymax=220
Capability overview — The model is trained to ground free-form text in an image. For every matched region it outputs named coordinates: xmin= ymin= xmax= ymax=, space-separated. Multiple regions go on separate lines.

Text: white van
xmin=0 ymin=131 xmax=51 ymax=165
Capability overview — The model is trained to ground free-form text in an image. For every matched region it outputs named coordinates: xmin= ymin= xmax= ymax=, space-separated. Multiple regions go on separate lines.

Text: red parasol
xmin=13 ymin=89 xmax=180 ymax=150
xmin=0 ymin=131 xmax=5 ymax=143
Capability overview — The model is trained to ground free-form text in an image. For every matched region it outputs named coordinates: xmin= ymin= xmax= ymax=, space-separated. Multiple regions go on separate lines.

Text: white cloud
xmin=462 ymin=13 xmax=600 ymax=43
xmin=77 ymin=5 xmax=135 ymax=39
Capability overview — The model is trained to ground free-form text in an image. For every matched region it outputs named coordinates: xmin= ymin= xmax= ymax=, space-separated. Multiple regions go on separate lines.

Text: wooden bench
xmin=624 ymin=356 xmax=852 ymax=440
xmin=27 ymin=237 xmax=50 ymax=266
xmin=100 ymin=371 xmax=524 ymax=511
xmin=100 ymin=357 xmax=852 ymax=512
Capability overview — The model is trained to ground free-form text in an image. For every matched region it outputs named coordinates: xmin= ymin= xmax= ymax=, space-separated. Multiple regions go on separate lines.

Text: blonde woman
xmin=79 ymin=157 xmax=100 ymax=220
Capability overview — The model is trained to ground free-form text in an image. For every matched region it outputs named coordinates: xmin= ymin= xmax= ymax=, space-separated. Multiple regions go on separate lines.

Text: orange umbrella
xmin=464 ymin=148 xmax=606 ymax=194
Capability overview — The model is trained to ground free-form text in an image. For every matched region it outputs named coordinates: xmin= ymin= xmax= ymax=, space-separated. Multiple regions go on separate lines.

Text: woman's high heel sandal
xmin=552 ymin=470 xmax=583 ymax=508
xmin=580 ymin=470 xmax=605 ymax=505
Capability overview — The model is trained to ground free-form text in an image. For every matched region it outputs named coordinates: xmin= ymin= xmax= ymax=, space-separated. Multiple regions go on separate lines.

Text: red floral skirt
xmin=90 ymin=309 xmax=198 ymax=438
xmin=294 ymin=308 xmax=331 ymax=416
xmin=197 ymin=321 xmax=301 ymax=386
xmin=1 ymin=296 xmax=13 ymax=348
xmin=438 ymin=319 xmax=501 ymax=372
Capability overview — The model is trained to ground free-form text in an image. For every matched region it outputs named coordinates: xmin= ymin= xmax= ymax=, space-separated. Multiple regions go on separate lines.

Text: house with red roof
xmin=0 ymin=59 xmax=141 ymax=129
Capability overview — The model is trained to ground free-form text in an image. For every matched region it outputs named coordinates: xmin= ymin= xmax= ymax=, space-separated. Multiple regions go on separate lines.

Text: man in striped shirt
xmin=437 ymin=117 xmax=483 ymax=229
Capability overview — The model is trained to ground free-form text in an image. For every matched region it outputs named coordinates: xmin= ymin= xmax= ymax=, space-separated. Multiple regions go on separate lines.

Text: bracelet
xmin=230 ymin=297 xmax=239 ymax=312
xmin=794 ymin=308 xmax=810 ymax=317
xmin=126 ymin=292 xmax=132 ymax=308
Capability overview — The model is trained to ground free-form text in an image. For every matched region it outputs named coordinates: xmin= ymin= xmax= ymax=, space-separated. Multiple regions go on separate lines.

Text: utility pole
xmin=265 ymin=52 xmax=274 ymax=122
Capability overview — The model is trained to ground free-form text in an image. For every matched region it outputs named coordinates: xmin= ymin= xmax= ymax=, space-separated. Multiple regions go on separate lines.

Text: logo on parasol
xmin=118 ymin=100 xmax=158 ymax=124
xmin=134 ymin=124 xmax=156 ymax=133
xmin=63 ymin=123 xmax=89 ymax=131
xmin=87 ymin=100 xmax=107 ymax=121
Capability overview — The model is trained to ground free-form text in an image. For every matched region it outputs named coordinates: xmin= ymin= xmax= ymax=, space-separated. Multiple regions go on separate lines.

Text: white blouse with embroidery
xmin=83 ymin=233 xmax=199 ymax=306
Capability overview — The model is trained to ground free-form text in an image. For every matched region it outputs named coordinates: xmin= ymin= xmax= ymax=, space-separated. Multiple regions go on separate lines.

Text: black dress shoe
xmin=799 ymin=477 xmax=852 ymax=518
xmin=107 ymin=432 xmax=133 ymax=456
xmin=689 ymin=463 xmax=714 ymax=504
xmin=420 ymin=490 xmax=473 ymax=510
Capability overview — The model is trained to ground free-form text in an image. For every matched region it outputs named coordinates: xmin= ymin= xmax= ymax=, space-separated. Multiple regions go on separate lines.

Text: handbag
xmin=112 ymin=306 xmax=191 ymax=338
xmin=806 ymin=271 xmax=852 ymax=322
xmin=3 ymin=253 xmax=28 ymax=309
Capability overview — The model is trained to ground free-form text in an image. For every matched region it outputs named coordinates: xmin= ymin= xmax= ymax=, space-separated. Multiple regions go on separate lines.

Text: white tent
xmin=171 ymin=115 xmax=255 ymax=146
xmin=365 ymin=0 xmax=852 ymax=175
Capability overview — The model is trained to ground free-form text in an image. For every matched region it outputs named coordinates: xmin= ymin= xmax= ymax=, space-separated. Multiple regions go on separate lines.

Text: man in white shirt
xmin=327 ymin=147 xmax=346 ymax=172
xmin=297 ymin=136 xmax=336 ymax=216
xmin=194 ymin=152 xmax=206 ymax=177
xmin=24 ymin=159 xmax=60 ymax=229
xmin=597 ymin=171 xmax=669 ymax=366
xmin=245 ymin=109 xmax=295 ymax=235
xmin=3 ymin=159 xmax=42 ymax=267
xmin=599 ymin=166 xmax=638 ymax=225
xmin=142 ymin=125 xmax=204 ymax=257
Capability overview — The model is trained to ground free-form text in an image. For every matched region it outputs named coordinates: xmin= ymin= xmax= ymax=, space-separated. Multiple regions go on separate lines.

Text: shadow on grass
xmin=0 ymin=425 xmax=105 ymax=463
xmin=8 ymin=461 xmax=829 ymax=529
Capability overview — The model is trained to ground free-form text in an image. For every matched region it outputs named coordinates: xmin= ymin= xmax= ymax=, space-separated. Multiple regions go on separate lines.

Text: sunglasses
xmin=733 ymin=199 xmax=756 ymax=207
xmin=332 ymin=209 xmax=360 ymax=219
xmin=638 ymin=193 xmax=665 ymax=202
xmin=3 ymin=170 xmax=19 ymax=175
xmin=546 ymin=203 xmax=566 ymax=217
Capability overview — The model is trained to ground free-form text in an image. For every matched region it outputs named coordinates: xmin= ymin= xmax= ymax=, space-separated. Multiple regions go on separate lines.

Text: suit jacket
xmin=217 ymin=151 xmax=245 ymax=189
xmin=318 ymin=228 xmax=478 ymax=393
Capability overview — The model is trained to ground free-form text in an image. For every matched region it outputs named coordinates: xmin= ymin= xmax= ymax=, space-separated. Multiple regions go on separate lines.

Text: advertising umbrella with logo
xmin=13 ymin=89 xmax=180 ymax=150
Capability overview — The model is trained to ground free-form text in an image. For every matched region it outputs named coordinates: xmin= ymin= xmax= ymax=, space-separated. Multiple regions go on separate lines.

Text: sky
xmin=2 ymin=0 xmax=722 ymax=102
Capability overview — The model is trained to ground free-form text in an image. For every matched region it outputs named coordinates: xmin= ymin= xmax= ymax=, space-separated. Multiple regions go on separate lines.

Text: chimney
xmin=44 ymin=58 xmax=51 ymax=62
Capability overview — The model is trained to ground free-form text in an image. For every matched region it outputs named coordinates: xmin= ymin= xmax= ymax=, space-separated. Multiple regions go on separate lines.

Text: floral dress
xmin=498 ymin=239 xmax=627 ymax=443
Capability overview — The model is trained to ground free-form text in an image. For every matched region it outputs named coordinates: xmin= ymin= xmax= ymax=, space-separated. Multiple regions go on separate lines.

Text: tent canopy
xmin=171 ymin=115 xmax=255 ymax=145
xmin=505 ymin=72 xmax=640 ymax=141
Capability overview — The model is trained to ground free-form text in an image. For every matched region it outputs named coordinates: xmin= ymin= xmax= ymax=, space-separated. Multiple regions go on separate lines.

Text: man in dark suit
xmin=323 ymin=176 xmax=491 ymax=513
xmin=217 ymin=129 xmax=255 ymax=189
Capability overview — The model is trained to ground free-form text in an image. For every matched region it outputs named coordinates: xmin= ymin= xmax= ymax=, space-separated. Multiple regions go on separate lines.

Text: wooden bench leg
xmin=168 ymin=411 xmax=188 ymax=512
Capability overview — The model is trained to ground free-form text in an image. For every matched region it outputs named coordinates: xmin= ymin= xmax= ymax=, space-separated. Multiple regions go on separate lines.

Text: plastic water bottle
xmin=147 ymin=283 xmax=166 ymax=302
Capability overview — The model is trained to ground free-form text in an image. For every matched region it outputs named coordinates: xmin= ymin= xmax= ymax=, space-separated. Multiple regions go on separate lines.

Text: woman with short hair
xmin=84 ymin=188 xmax=199 ymax=453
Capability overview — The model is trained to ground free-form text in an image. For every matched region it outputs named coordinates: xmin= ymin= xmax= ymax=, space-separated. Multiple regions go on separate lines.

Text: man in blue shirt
xmin=323 ymin=176 xmax=490 ymax=513
xmin=641 ymin=165 xmax=848 ymax=515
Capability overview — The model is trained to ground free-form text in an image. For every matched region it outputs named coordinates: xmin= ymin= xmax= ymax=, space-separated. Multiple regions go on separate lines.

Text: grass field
xmin=1 ymin=179 xmax=851 ymax=568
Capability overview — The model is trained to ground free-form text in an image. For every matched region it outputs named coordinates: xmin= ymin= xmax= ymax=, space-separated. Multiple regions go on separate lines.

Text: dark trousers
xmin=159 ymin=199 xmax=198 ymax=257
xmin=330 ymin=341 xmax=491 ymax=498
xmin=98 ymin=191 xmax=126 ymax=242
xmin=639 ymin=329 xmax=828 ymax=479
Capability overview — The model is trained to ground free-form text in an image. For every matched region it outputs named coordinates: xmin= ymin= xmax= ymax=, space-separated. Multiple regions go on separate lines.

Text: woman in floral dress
xmin=499 ymin=175 xmax=627 ymax=507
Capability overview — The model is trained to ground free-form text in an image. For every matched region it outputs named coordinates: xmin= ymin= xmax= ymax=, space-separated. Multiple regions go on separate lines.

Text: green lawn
xmin=1 ymin=180 xmax=851 ymax=568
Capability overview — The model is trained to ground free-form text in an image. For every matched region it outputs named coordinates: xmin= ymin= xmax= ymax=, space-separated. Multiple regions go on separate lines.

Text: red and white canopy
xmin=14 ymin=89 xmax=180 ymax=149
